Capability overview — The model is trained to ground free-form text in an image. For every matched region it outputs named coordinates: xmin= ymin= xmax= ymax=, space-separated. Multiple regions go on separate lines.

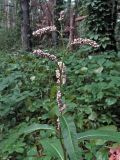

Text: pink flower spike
xmin=33 ymin=49 xmax=57 ymax=62
xmin=71 ymin=38 xmax=99 ymax=48
xmin=56 ymin=90 xmax=66 ymax=113
xmin=33 ymin=26 xmax=56 ymax=36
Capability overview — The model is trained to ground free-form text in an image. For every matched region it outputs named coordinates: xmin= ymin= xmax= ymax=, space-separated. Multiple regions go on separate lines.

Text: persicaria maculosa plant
xmin=32 ymin=11 xmax=99 ymax=159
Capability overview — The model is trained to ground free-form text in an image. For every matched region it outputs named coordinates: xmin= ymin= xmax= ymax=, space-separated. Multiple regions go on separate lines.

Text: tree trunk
xmin=12 ymin=0 xmax=16 ymax=28
xmin=69 ymin=8 xmax=76 ymax=51
xmin=4 ymin=0 xmax=11 ymax=29
xmin=116 ymin=0 xmax=120 ymax=50
xmin=20 ymin=0 xmax=32 ymax=51
xmin=107 ymin=0 xmax=117 ymax=51
xmin=52 ymin=0 xmax=64 ymax=46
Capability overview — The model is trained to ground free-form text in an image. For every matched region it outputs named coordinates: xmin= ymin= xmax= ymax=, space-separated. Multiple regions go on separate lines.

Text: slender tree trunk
xmin=0 ymin=0 xmax=4 ymax=28
xmin=66 ymin=0 xmax=71 ymax=27
xmin=69 ymin=8 xmax=75 ymax=50
xmin=4 ymin=0 xmax=11 ymax=29
xmin=20 ymin=0 xmax=32 ymax=51
xmin=116 ymin=0 xmax=120 ymax=50
xmin=75 ymin=0 xmax=80 ymax=15
xmin=52 ymin=0 xmax=64 ymax=46
xmin=107 ymin=0 xmax=117 ymax=51
xmin=12 ymin=0 xmax=16 ymax=27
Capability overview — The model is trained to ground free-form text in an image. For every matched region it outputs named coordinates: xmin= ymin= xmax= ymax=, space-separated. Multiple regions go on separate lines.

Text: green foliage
xmin=65 ymin=51 xmax=120 ymax=129
xmin=0 ymin=28 xmax=20 ymax=51
xmin=0 ymin=50 xmax=120 ymax=159
xmin=84 ymin=0 xmax=117 ymax=51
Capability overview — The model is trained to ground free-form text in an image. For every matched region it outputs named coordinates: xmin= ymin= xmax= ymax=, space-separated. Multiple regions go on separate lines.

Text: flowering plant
xmin=32 ymin=12 xmax=101 ymax=159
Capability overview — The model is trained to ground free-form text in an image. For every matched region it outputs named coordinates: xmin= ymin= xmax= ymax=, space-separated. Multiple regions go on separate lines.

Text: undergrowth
xmin=0 ymin=50 xmax=120 ymax=159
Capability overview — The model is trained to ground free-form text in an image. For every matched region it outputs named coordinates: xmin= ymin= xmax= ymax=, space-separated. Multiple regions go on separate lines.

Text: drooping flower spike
xmin=33 ymin=26 xmax=56 ymax=36
xmin=71 ymin=38 xmax=99 ymax=48
xmin=33 ymin=49 xmax=58 ymax=62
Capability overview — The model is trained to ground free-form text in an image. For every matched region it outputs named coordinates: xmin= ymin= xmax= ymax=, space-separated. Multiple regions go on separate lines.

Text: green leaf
xmin=41 ymin=138 xmax=64 ymax=160
xmin=60 ymin=116 xmax=80 ymax=160
xmin=105 ymin=97 xmax=117 ymax=106
xmin=102 ymin=43 xmax=107 ymax=49
xmin=98 ymin=125 xmax=117 ymax=131
xmin=94 ymin=66 xmax=103 ymax=74
xmin=88 ymin=112 xmax=97 ymax=121
xmin=50 ymin=144 xmax=64 ymax=160
xmin=96 ymin=149 xmax=108 ymax=160
xmin=22 ymin=123 xmax=55 ymax=134
xmin=77 ymin=130 xmax=120 ymax=143
xmin=50 ymin=85 xmax=57 ymax=99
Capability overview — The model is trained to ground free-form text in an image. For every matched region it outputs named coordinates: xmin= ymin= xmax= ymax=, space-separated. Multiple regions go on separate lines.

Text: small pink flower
xmin=109 ymin=147 xmax=120 ymax=160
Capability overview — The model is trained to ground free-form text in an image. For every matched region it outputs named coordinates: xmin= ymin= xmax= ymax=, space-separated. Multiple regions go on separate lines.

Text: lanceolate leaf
xmin=50 ymin=144 xmax=64 ymax=160
xmin=60 ymin=116 xmax=79 ymax=160
xmin=22 ymin=123 xmax=55 ymax=134
xmin=77 ymin=130 xmax=120 ymax=143
xmin=41 ymin=138 xmax=64 ymax=160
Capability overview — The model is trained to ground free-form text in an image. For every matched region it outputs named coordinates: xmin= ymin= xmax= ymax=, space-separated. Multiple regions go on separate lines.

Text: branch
xmin=75 ymin=15 xmax=88 ymax=22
